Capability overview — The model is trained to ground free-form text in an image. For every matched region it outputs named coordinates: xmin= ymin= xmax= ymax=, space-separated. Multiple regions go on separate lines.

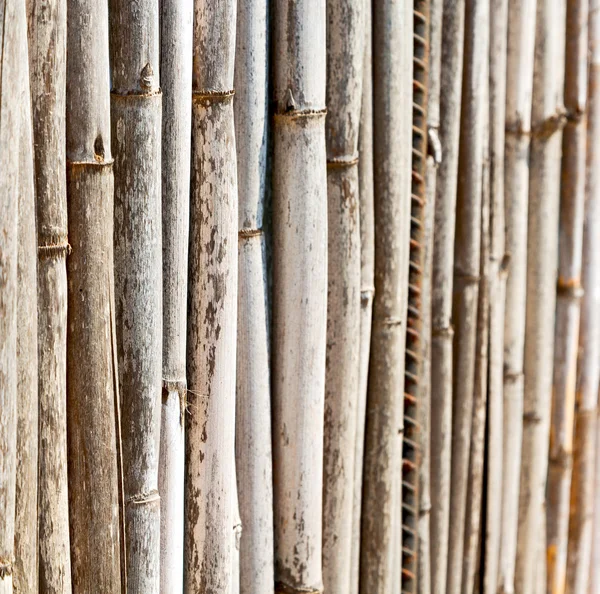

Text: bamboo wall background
xmin=3 ymin=0 xmax=600 ymax=592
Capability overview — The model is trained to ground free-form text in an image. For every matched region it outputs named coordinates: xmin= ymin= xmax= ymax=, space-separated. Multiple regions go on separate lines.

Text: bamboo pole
xmin=65 ymin=0 xmax=122 ymax=590
xmin=14 ymin=7 xmax=39 ymax=590
xmin=591 ymin=403 xmax=600 ymax=592
xmin=517 ymin=0 xmax=566 ymax=591
xmin=233 ymin=0 xmax=273 ymax=587
xmin=322 ymin=0 xmax=363 ymax=588
xmin=429 ymin=1 xmax=464 ymax=589
xmin=498 ymin=1 xmax=537 ymax=591
xmin=483 ymin=1 xmax=508 ymax=590
xmin=566 ymin=2 xmax=600 ymax=589
xmin=360 ymin=0 xmax=412 ymax=590
xmin=27 ymin=0 xmax=72 ymax=590
xmin=159 ymin=0 xmax=193 ymax=590
xmin=547 ymin=0 xmax=589 ymax=589
xmin=185 ymin=0 xmax=238 ymax=589
xmin=110 ymin=0 xmax=162 ymax=589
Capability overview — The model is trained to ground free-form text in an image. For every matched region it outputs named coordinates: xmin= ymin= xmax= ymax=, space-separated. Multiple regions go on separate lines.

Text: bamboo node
xmin=523 ymin=411 xmax=543 ymax=425
xmin=500 ymin=253 xmax=511 ymax=275
xmin=238 ymin=228 xmax=263 ymax=239
xmin=427 ymin=127 xmax=442 ymax=165
xmin=126 ymin=489 xmax=160 ymax=506
xmin=379 ymin=316 xmax=404 ymax=327
xmin=0 ymin=559 xmax=13 ymax=578
xmin=162 ymin=379 xmax=187 ymax=395
xmin=453 ymin=271 xmax=480 ymax=284
xmin=192 ymin=89 xmax=235 ymax=106
xmin=327 ymin=153 xmax=359 ymax=168
xmin=503 ymin=370 xmax=523 ymax=385
xmin=549 ymin=447 xmax=573 ymax=470
xmin=432 ymin=325 xmax=454 ymax=338
xmin=274 ymin=583 xmax=323 ymax=594
xmin=531 ymin=108 xmax=568 ymax=140
xmin=38 ymin=240 xmax=72 ymax=260
xmin=557 ymin=280 xmax=584 ymax=299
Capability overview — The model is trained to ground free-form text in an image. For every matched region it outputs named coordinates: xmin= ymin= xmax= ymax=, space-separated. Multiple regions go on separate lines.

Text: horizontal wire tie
xmin=275 ymin=583 xmax=322 ymax=594
xmin=111 ymin=88 xmax=161 ymax=98
xmin=327 ymin=153 xmax=359 ymax=168
xmin=238 ymin=228 xmax=264 ymax=239
xmin=126 ymin=489 xmax=160 ymax=505
xmin=67 ymin=158 xmax=115 ymax=168
xmin=192 ymin=89 xmax=235 ymax=104
xmin=274 ymin=107 xmax=327 ymax=120
xmin=432 ymin=325 xmax=454 ymax=339
xmin=38 ymin=241 xmax=71 ymax=260
xmin=557 ymin=280 xmax=584 ymax=299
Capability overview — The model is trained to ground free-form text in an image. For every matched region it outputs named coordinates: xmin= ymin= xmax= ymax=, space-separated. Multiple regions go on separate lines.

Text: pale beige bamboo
xmin=517 ymin=0 xmax=566 ymax=591
xmin=498 ymin=1 xmax=537 ymax=591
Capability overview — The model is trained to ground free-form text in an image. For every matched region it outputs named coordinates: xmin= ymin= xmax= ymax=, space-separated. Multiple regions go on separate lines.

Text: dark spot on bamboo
xmin=94 ymin=134 xmax=105 ymax=162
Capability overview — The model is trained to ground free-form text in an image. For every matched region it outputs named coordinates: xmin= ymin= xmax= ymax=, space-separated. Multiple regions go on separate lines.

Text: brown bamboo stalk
xmin=547 ymin=0 xmax=589 ymax=589
xmin=591 ymin=398 xmax=600 ymax=592
xmin=14 ymin=5 xmax=39 ymax=589
xmin=566 ymin=2 xmax=600 ymax=589
xmin=498 ymin=1 xmax=537 ymax=591
xmin=110 ymin=0 xmax=162 ymax=590
xmin=65 ymin=0 xmax=122 ymax=589
xmin=360 ymin=0 xmax=412 ymax=589
xmin=429 ymin=1 xmax=464 ymax=589
xmin=517 ymin=0 xmax=566 ymax=591
xmin=27 ymin=0 xmax=72 ymax=590
xmin=185 ymin=0 xmax=238 ymax=589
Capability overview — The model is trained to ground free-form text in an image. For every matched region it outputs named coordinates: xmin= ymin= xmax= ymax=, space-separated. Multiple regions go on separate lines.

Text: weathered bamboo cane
xmin=517 ymin=0 xmax=566 ymax=591
xmin=110 ymin=0 xmax=162 ymax=589
xmin=566 ymin=2 xmax=600 ymax=589
xmin=233 ymin=0 xmax=273 ymax=587
xmin=27 ymin=0 xmax=72 ymax=590
xmin=445 ymin=2 xmax=488 ymax=592
xmin=591 ymin=397 xmax=600 ymax=592
xmin=360 ymin=0 xmax=412 ymax=591
xmin=185 ymin=0 xmax=238 ymax=589
xmin=14 ymin=8 xmax=39 ymax=590
xmin=65 ymin=0 xmax=122 ymax=589
xmin=483 ymin=1 xmax=508 ymax=590
xmin=547 ymin=0 xmax=589 ymax=590
xmin=159 ymin=0 xmax=193 ymax=590
xmin=498 ymin=1 xmax=537 ymax=591
xmin=429 ymin=1 xmax=464 ymax=589
xmin=0 ymin=1 xmax=23 ymax=591
xmin=322 ymin=0 xmax=363 ymax=588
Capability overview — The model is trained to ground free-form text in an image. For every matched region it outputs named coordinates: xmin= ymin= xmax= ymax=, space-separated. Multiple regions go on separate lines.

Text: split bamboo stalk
xmin=270 ymin=0 xmax=327 ymax=588
xmin=483 ymin=0 xmax=508 ymax=590
xmin=547 ymin=0 xmax=589 ymax=589
xmin=27 ymin=0 xmax=72 ymax=590
xmin=14 ymin=7 xmax=39 ymax=590
xmin=0 ymin=1 xmax=23 ymax=591
xmin=517 ymin=0 xmax=566 ymax=591
xmin=360 ymin=0 xmax=412 ymax=590
xmin=159 ymin=0 xmax=193 ymax=590
xmin=185 ymin=0 xmax=238 ymax=589
xmin=65 ymin=0 xmax=122 ymax=589
xmin=110 ymin=0 xmax=162 ymax=589
xmin=498 ymin=0 xmax=537 ymax=590
xmin=322 ymin=0 xmax=363 ymax=587
xmin=429 ymin=1 xmax=464 ymax=589
xmin=233 ymin=0 xmax=273 ymax=587
xmin=446 ymin=2 xmax=488 ymax=592
xmin=351 ymin=0 xmax=374 ymax=590
xmin=567 ymin=2 xmax=600 ymax=589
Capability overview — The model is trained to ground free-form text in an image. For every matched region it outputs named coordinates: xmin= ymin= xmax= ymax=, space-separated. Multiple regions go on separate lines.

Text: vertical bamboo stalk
xmin=591 ymin=404 xmax=600 ymax=592
xmin=159 ymin=0 xmax=193 ymax=590
xmin=360 ymin=0 xmax=412 ymax=590
xmin=517 ymin=0 xmax=566 ymax=591
xmin=231 ymin=466 xmax=242 ymax=594
xmin=110 ymin=0 xmax=162 ymax=589
xmin=233 ymin=0 xmax=273 ymax=586
xmin=429 ymin=1 xmax=464 ymax=589
xmin=185 ymin=0 xmax=238 ymax=589
xmin=66 ymin=0 xmax=122 ymax=590
xmin=547 ymin=0 xmax=589 ymax=589
xmin=322 ymin=0 xmax=363 ymax=588
xmin=445 ymin=2 xmax=488 ymax=592
xmin=567 ymin=3 xmax=600 ymax=590
xmin=14 ymin=4 xmax=39 ymax=589
xmin=27 ymin=0 xmax=72 ymax=590
xmin=483 ymin=0 xmax=508 ymax=590
xmin=498 ymin=1 xmax=537 ymax=590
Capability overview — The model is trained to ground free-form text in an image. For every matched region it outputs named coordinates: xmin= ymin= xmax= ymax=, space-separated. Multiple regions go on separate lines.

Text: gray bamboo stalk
xmin=270 ymin=0 xmax=327 ymax=588
xmin=110 ymin=0 xmax=162 ymax=590
xmin=14 ymin=7 xmax=39 ymax=590
xmin=517 ymin=0 xmax=566 ymax=591
xmin=322 ymin=0 xmax=363 ymax=588
xmin=185 ymin=0 xmax=238 ymax=589
xmin=429 ymin=1 xmax=464 ymax=589
xmin=233 ymin=0 xmax=273 ymax=587
xmin=159 ymin=0 xmax=192 ymax=591
xmin=567 ymin=3 xmax=600 ymax=589
xmin=547 ymin=0 xmax=589 ymax=590
xmin=498 ymin=1 xmax=537 ymax=591
xmin=483 ymin=1 xmax=508 ymax=590
xmin=65 ymin=0 xmax=122 ymax=589
xmin=0 ymin=1 xmax=23 ymax=591
xmin=359 ymin=0 xmax=412 ymax=591
xmin=350 ymin=2 xmax=374 ymax=591
xmin=27 ymin=0 xmax=72 ymax=590
xmin=446 ymin=2 xmax=488 ymax=592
